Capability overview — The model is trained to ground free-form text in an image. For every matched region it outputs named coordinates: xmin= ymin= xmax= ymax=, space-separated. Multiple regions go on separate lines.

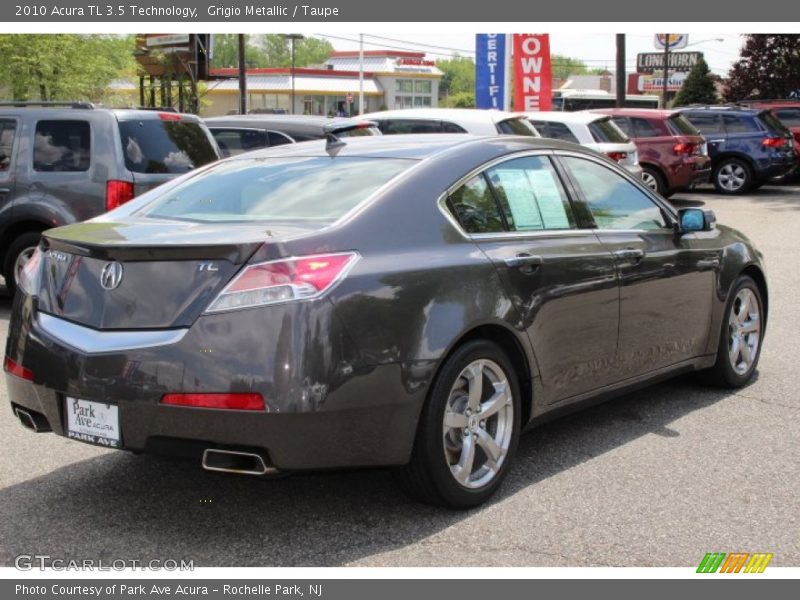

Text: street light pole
xmin=358 ymin=34 xmax=364 ymax=115
xmin=662 ymin=34 xmax=670 ymax=109
xmin=238 ymin=33 xmax=247 ymax=115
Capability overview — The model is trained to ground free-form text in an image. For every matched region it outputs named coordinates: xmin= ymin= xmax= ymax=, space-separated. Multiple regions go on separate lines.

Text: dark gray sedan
xmin=5 ymin=134 xmax=767 ymax=508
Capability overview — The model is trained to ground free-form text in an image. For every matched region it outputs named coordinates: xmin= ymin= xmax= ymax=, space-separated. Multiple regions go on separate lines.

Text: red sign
xmin=397 ymin=58 xmax=436 ymax=66
xmin=513 ymin=34 xmax=552 ymax=112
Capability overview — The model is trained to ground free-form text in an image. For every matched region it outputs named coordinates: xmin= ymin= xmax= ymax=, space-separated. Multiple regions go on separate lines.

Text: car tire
xmin=397 ymin=340 xmax=521 ymax=508
xmin=2 ymin=231 xmax=42 ymax=297
xmin=642 ymin=166 xmax=668 ymax=197
xmin=700 ymin=275 xmax=765 ymax=388
xmin=713 ymin=158 xmax=753 ymax=195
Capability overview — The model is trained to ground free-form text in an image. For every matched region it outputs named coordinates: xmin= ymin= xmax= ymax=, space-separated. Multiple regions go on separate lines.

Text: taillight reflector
xmin=605 ymin=151 xmax=628 ymax=162
xmin=673 ymin=142 xmax=697 ymax=155
xmin=158 ymin=112 xmax=182 ymax=121
xmin=105 ymin=180 xmax=135 ymax=211
xmin=4 ymin=356 xmax=33 ymax=381
xmin=161 ymin=393 xmax=265 ymax=411
xmin=762 ymin=137 xmax=788 ymax=149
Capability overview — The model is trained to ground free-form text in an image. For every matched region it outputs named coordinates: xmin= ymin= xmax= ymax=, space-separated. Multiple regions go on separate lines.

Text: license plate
xmin=65 ymin=397 xmax=121 ymax=448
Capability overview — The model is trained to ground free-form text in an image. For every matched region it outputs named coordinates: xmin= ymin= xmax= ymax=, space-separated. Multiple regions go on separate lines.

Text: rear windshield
xmin=588 ymin=118 xmax=629 ymax=143
xmin=773 ymin=108 xmax=800 ymax=127
xmin=137 ymin=157 xmax=415 ymax=223
xmin=119 ymin=119 xmax=218 ymax=174
xmin=667 ymin=114 xmax=702 ymax=136
xmin=496 ymin=118 xmax=538 ymax=136
xmin=760 ymin=111 xmax=792 ymax=135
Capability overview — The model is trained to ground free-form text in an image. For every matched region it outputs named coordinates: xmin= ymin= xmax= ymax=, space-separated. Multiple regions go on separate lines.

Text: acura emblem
xmin=100 ymin=261 xmax=124 ymax=290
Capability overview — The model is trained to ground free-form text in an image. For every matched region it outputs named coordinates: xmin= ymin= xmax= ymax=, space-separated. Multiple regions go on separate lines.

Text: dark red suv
xmin=591 ymin=109 xmax=711 ymax=197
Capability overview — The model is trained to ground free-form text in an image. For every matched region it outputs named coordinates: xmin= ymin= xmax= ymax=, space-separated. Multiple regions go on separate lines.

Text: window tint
xmin=667 ymin=114 xmax=701 ymax=136
xmin=33 ymin=120 xmax=90 ymax=172
xmin=758 ymin=111 xmax=791 ymax=135
xmin=774 ymin=108 xmax=800 ymax=127
xmin=378 ymin=119 xmax=441 ymax=134
xmin=531 ymin=121 xmax=579 ymax=143
xmin=447 ymin=174 xmax=505 ymax=234
xmin=139 ymin=157 xmax=414 ymax=223
xmin=266 ymin=130 xmax=295 ymax=146
xmin=684 ymin=113 xmax=722 ymax=135
xmin=588 ymin=118 xmax=629 ymax=143
xmin=212 ymin=128 xmax=268 ymax=157
xmin=442 ymin=121 xmax=468 ymax=133
xmin=610 ymin=117 xmax=633 ymax=136
xmin=496 ymin=118 xmax=538 ymax=136
xmin=723 ymin=114 xmax=760 ymax=133
xmin=562 ymin=156 xmax=667 ymax=230
xmin=119 ymin=119 xmax=218 ymax=174
xmin=486 ymin=156 xmax=575 ymax=231
xmin=0 ymin=119 xmax=17 ymax=175
xmin=631 ymin=117 xmax=665 ymax=138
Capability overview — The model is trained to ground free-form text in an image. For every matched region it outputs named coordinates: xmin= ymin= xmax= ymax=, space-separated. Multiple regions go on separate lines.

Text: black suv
xmin=677 ymin=106 xmax=795 ymax=194
xmin=0 ymin=102 xmax=220 ymax=293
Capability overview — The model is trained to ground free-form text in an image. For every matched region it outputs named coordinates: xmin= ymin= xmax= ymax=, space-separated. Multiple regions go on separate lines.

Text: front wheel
xmin=398 ymin=340 xmax=521 ymax=508
xmin=701 ymin=275 xmax=764 ymax=388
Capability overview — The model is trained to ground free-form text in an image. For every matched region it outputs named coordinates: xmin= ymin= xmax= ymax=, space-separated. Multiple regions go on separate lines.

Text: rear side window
xmin=684 ymin=113 xmax=722 ymax=135
xmin=631 ymin=117 xmax=666 ymax=138
xmin=378 ymin=119 xmax=441 ymax=134
xmin=486 ymin=156 xmax=575 ymax=231
xmin=723 ymin=114 xmax=760 ymax=134
xmin=758 ymin=111 xmax=791 ymax=135
xmin=0 ymin=119 xmax=17 ymax=176
xmin=530 ymin=121 xmax=579 ymax=143
xmin=667 ymin=114 xmax=701 ymax=136
xmin=33 ymin=120 xmax=90 ymax=172
xmin=447 ymin=174 xmax=505 ymax=234
xmin=138 ymin=157 xmax=415 ymax=223
xmin=774 ymin=108 xmax=800 ymax=127
xmin=588 ymin=118 xmax=628 ymax=143
xmin=496 ymin=118 xmax=537 ymax=136
xmin=442 ymin=121 xmax=468 ymax=133
xmin=212 ymin=128 xmax=268 ymax=157
xmin=609 ymin=117 xmax=633 ymax=136
xmin=266 ymin=131 xmax=294 ymax=146
xmin=119 ymin=119 xmax=218 ymax=174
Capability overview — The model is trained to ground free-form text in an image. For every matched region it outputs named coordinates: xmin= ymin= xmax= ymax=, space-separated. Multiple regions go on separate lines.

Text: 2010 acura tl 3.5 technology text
xmin=5 ymin=133 xmax=767 ymax=508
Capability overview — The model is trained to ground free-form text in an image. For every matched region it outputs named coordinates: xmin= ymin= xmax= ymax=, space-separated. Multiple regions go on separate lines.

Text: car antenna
xmin=325 ymin=131 xmax=346 ymax=155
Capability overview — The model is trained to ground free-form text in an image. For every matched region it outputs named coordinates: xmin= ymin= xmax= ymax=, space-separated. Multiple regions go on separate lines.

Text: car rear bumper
xmin=666 ymin=156 xmax=712 ymax=190
xmin=4 ymin=297 xmax=429 ymax=471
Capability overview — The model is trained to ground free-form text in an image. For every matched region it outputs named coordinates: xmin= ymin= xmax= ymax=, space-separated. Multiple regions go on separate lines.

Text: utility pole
xmin=358 ymin=34 xmax=364 ymax=115
xmin=238 ymin=34 xmax=247 ymax=114
xmin=662 ymin=34 xmax=670 ymax=109
xmin=615 ymin=34 xmax=626 ymax=108
xmin=281 ymin=34 xmax=305 ymax=115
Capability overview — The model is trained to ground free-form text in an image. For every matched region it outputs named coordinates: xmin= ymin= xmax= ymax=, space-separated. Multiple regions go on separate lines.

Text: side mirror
xmin=679 ymin=208 xmax=715 ymax=233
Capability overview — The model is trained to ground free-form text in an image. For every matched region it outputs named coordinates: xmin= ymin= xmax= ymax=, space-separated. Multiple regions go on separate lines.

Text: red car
xmin=591 ymin=108 xmax=712 ymax=197
xmin=737 ymin=100 xmax=800 ymax=178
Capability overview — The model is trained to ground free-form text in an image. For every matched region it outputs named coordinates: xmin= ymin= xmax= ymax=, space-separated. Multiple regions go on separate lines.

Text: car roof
xmin=359 ymin=108 xmax=528 ymax=125
xmin=523 ymin=111 xmax=607 ymax=124
xmin=204 ymin=114 xmax=374 ymax=135
xmin=588 ymin=108 xmax=679 ymax=119
xmin=676 ymin=105 xmax=762 ymax=115
xmin=225 ymin=133 xmax=582 ymax=161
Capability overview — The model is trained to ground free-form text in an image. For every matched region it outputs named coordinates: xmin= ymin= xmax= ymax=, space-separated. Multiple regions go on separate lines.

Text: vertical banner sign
xmin=475 ymin=34 xmax=507 ymax=109
xmin=513 ymin=34 xmax=552 ymax=112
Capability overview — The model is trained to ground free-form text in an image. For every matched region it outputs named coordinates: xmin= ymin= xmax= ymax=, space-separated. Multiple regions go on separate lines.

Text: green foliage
xmin=673 ymin=57 xmax=719 ymax=106
xmin=437 ymin=56 xmax=476 ymax=98
xmin=725 ymin=34 xmax=800 ymax=101
xmin=441 ymin=91 xmax=475 ymax=108
xmin=209 ymin=34 xmax=333 ymax=69
xmin=550 ymin=55 xmax=605 ymax=80
xmin=0 ymin=34 xmax=135 ymax=102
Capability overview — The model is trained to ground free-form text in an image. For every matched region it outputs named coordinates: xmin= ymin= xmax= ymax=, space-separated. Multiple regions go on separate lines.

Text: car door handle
xmin=0 ymin=187 xmax=10 ymax=193
xmin=613 ymin=248 xmax=645 ymax=262
xmin=504 ymin=253 xmax=543 ymax=270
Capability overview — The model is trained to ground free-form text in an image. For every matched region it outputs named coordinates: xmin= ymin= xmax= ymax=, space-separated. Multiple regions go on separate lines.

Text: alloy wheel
xmin=728 ymin=288 xmax=761 ymax=375
xmin=642 ymin=171 xmax=658 ymax=191
xmin=718 ymin=163 xmax=747 ymax=192
xmin=13 ymin=246 xmax=37 ymax=285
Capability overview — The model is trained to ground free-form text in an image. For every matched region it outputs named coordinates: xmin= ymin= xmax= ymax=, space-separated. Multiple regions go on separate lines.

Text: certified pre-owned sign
xmin=637 ymin=51 xmax=704 ymax=73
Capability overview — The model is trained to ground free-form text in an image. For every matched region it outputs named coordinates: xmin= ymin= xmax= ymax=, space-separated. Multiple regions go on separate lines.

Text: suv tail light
xmin=762 ymin=137 xmax=789 ymax=149
xmin=105 ymin=180 xmax=135 ymax=211
xmin=673 ymin=142 xmax=698 ymax=155
xmin=605 ymin=151 xmax=628 ymax=162
xmin=206 ymin=252 xmax=359 ymax=313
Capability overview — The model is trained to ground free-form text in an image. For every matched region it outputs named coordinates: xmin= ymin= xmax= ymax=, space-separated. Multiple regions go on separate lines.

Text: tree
xmin=673 ymin=57 xmax=719 ymax=106
xmin=0 ymin=34 xmax=135 ymax=102
xmin=441 ymin=91 xmax=475 ymax=108
xmin=550 ymin=55 xmax=605 ymax=80
xmin=437 ymin=56 xmax=475 ymax=100
xmin=725 ymin=34 xmax=800 ymax=101
xmin=209 ymin=35 xmax=334 ymax=69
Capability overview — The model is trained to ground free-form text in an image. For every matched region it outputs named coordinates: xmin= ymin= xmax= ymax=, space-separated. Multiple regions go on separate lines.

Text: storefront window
xmin=397 ymin=80 xmax=415 ymax=93
xmin=414 ymin=80 xmax=432 ymax=94
xmin=414 ymin=96 xmax=432 ymax=107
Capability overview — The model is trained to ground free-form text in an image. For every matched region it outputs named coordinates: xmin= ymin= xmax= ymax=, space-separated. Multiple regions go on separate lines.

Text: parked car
xmin=524 ymin=111 xmax=643 ymax=180
xmin=359 ymin=108 xmax=540 ymax=136
xmin=0 ymin=102 xmax=220 ymax=294
xmin=735 ymin=100 xmax=800 ymax=181
xmin=676 ymin=106 xmax=795 ymax=194
xmin=6 ymin=134 xmax=767 ymax=508
xmin=589 ymin=108 xmax=711 ymax=197
xmin=204 ymin=115 xmax=381 ymax=157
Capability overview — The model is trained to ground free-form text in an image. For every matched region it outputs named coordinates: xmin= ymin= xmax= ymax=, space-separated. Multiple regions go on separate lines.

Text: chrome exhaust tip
xmin=201 ymin=448 xmax=277 ymax=476
xmin=14 ymin=407 xmax=51 ymax=433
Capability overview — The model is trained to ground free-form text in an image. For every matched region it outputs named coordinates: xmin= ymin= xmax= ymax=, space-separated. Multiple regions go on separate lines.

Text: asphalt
xmin=0 ymin=183 xmax=798 ymax=568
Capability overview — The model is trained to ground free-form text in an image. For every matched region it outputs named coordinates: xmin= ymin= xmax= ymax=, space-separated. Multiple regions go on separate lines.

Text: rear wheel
xmin=398 ymin=340 xmax=521 ymax=508
xmin=713 ymin=158 xmax=753 ymax=195
xmin=701 ymin=275 xmax=764 ymax=388
xmin=3 ymin=231 xmax=42 ymax=296
xmin=641 ymin=166 xmax=668 ymax=197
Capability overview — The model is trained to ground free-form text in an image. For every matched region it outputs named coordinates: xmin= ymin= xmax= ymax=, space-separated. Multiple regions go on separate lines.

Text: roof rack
xmin=0 ymin=101 xmax=94 ymax=109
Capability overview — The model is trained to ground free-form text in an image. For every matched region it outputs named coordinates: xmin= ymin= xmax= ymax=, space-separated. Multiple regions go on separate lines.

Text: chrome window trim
xmin=37 ymin=313 xmax=188 ymax=354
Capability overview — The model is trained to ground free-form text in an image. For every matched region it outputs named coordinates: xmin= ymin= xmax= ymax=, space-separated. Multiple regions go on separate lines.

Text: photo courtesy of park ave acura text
xmin=0 ymin=12 xmax=798 ymax=579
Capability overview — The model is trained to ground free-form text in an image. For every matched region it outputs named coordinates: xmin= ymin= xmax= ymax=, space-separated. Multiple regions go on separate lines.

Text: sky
xmin=313 ymin=32 xmax=745 ymax=76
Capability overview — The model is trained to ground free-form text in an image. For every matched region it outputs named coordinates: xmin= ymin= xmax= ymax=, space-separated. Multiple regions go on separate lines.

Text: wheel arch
xmin=0 ymin=219 xmax=51 ymax=266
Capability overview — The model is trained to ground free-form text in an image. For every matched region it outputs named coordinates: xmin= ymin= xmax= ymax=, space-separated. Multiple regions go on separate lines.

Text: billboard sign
xmin=475 ymin=34 xmax=508 ymax=110
xmin=654 ymin=34 xmax=689 ymax=50
xmin=513 ymin=34 xmax=552 ymax=112
xmin=637 ymin=51 xmax=703 ymax=73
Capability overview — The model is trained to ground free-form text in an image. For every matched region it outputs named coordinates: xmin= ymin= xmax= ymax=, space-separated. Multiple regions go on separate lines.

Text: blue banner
xmin=475 ymin=34 xmax=507 ymax=109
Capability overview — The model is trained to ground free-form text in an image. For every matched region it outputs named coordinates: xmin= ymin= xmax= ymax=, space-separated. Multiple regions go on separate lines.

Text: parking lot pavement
xmin=0 ymin=183 xmax=798 ymax=568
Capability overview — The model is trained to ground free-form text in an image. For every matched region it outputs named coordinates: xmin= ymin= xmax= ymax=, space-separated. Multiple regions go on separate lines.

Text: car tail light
xmin=105 ymin=180 xmax=135 ymax=211
xmin=206 ymin=252 xmax=359 ymax=313
xmin=605 ymin=151 xmax=628 ymax=162
xmin=158 ymin=112 xmax=182 ymax=121
xmin=762 ymin=137 xmax=789 ymax=149
xmin=4 ymin=356 xmax=33 ymax=381
xmin=673 ymin=142 xmax=698 ymax=155
xmin=161 ymin=393 xmax=265 ymax=411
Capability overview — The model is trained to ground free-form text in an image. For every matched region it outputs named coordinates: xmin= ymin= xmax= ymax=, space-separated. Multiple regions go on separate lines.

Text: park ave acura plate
xmin=65 ymin=397 xmax=120 ymax=448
